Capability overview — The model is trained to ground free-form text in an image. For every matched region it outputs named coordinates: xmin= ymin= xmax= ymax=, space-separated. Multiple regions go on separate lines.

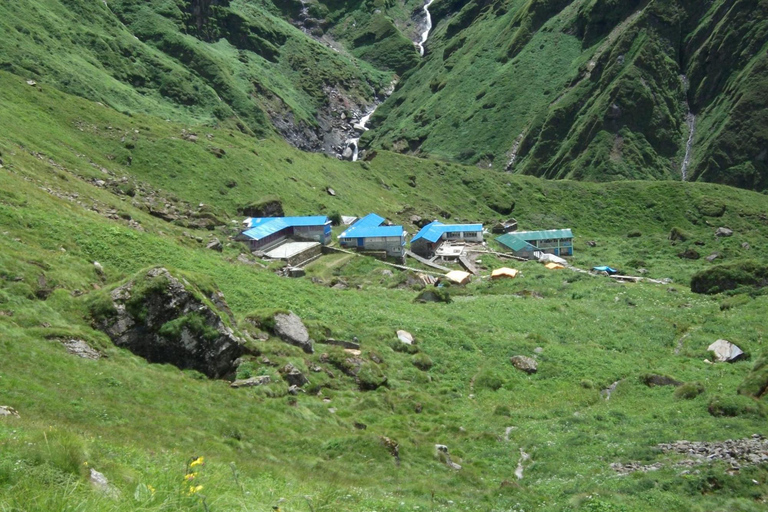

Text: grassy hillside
xmin=2 ymin=70 xmax=768 ymax=510
xmin=366 ymin=0 xmax=768 ymax=190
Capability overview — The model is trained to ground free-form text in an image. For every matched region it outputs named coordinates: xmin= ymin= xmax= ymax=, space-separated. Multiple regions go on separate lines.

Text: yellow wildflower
xmin=190 ymin=456 xmax=204 ymax=468
xmin=83 ymin=461 xmax=88 ymax=467
xmin=188 ymin=484 xmax=203 ymax=495
xmin=147 ymin=484 xmax=156 ymax=496
xmin=184 ymin=472 xmax=198 ymax=481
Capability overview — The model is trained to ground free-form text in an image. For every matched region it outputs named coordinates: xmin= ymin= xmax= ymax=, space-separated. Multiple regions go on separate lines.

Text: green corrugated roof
xmin=496 ymin=234 xmax=536 ymax=251
xmin=514 ymin=229 xmax=573 ymax=241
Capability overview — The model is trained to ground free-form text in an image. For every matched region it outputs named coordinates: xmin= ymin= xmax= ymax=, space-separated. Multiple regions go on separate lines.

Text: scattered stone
xmin=208 ymin=147 xmax=226 ymax=158
xmin=381 ymin=437 xmax=400 ymax=463
xmin=286 ymin=267 xmax=305 ymax=278
xmin=435 ymin=444 xmax=461 ymax=470
xmin=678 ymin=248 xmax=700 ymax=260
xmin=510 ymin=355 xmax=537 ymax=374
xmin=206 ymin=238 xmax=223 ymax=252
xmin=410 ymin=215 xmax=422 ymax=225
xmin=287 ymin=385 xmax=301 ymax=395
xmin=742 ymin=242 xmax=750 ymax=250
xmin=397 ymin=330 xmax=414 ymax=345
xmin=342 ymin=147 xmax=353 ymax=160
xmin=281 ymin=363 xmax=309 ymax=387
xmin=59 ymin=339 xmax=101 ymax=360
xmin=705 ymin=252 xmax=720 ymax=262
xmin=273 ymin=312 xmax=314 ymax=354
xmin=320 ymin=338 xmax=361 ymax=350
xmin=354 ymin=421 xmax=367 ymax=430
xmin=89 ymin=468 xmax=118 ymax=497
xmin=0 ymin=406 xmax=20 ymax=418
xmin=641 ymin=374 xmax=682 ymax=387
xmin=230 ymin=376 xmax=271 ymax=388
xmin=533 ymin=347 xmax=543 ymax=354
xmin=237 ymin=253 xmax=255 ymax=265
xmin=601 ymin=380 xmax=621 ymax=400
xmin=612 ymin=435 xmax=768 ymax=474
xmin=326 ymin=187 xmax=336 ymax=196
xmin=515 ymin=448 xmax=530 ymax=480
xmin=26 ymin=80 xmax=37 ymax=86
xmin=708 ymin=339 xmax=745 ymax=363
xmin=715 ymin=227 xmax=733 ymax=237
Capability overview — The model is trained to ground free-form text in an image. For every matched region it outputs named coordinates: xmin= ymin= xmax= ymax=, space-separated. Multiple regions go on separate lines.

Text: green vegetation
xmin=1 ymin=2 xmax=768 ymax=510
xmin=691 ymin=261 xmax=768 ymax=295
xmin=367 ymin=0 xmax=768 ymax=190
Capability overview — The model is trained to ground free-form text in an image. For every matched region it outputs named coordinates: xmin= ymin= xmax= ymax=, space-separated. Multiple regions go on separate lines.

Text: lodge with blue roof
xmin=235 ymin=215 xmax=332 ymax=252
xmin=410 ymin=221 xmax=484 ymax=258
xmin=339 ymin=213 xmax=406 ymax=258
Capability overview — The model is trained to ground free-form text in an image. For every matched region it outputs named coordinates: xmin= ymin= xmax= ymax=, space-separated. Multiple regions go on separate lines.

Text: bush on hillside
xmin=674 ymin=382 xmax=705 ymax=400
xmin=707 ymin=395 xmax=765 ymax=418
xmin=690 ymin=260 xmax=768 ymax=295
xmin=411 ymin=353 xmax=434 ymax=371
xmin=737 ymin=351 xmax=768 ymax=399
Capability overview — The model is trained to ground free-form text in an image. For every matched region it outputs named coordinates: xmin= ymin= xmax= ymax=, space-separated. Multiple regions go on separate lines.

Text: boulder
xmin=715 ymin=227 xmax=733 ymax=237
xmin=281 ymin=363 xmax=309 ymax=387
xmin=93 ymin=267 xmax=246 ymax=378
xmin=705 ymin=252 xmax=720 ymax=262
xmin=206 ymin=238 xmax=223 ymax=251
xmin=230 ymin=376 xmax=271 ymax=388
xmin=273 ymin=312 xmax=314 ymax=354
xmin=708 ymin=339 xmax=745 ymax=363
xmin=0 ymin=406 xmax=20 ymax=418
xmin=342 ymin=147 xmax=353 ymax=160
xmin=59 ymin=339 xmax=101 ymax=360
xmin=397 ymin=330 xmax=414 ymax=345
xmin=435 ymin=444 xmax=461 ymax=470
xmin=238 ymin=198 xmax=284 ymax=218
xmin=510 ymin=355 xmax=537 ymax=374
xmin=678 ymin=248 xmax=700 ymax=260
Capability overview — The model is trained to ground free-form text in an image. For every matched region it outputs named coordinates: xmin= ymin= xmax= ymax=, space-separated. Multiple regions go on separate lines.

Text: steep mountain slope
xmin=366 ymin=0 xmax=768 ymax=190
xmin=0 ymin=0 xmax=398 ymax=154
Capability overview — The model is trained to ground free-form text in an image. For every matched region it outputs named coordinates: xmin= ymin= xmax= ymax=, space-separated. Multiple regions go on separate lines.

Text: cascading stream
xmin=414 ymin=0 xmax=436 ymax=56
xmin=347 ymin=109 xmax=375 ymax=162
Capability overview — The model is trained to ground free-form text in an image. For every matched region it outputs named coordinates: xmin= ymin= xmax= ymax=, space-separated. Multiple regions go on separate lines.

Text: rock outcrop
xmin=708 ymin=339 xmax=745 ymax=363
xmin=273 ymin=312 xmax=314 ymax=354
xmin=510 ymin=355 xmax=537 ymax=374
xmin=93 ymin=267 xmax=246 ymax=378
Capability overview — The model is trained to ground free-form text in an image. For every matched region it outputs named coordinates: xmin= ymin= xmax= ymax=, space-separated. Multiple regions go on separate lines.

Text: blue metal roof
xmin=351 ymin=213 xmax=386 ymax=228
xmin=339 ymin=213 xmax=404 ymax=239
xmin=241 ymin=216 xmax=329 ymax=240
xmin=411 ymin=221 xmax=483 ymax=243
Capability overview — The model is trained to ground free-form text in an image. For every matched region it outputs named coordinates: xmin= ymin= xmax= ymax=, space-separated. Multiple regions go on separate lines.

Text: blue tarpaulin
xmin=592 ymin=266 xmax=618 ymax=274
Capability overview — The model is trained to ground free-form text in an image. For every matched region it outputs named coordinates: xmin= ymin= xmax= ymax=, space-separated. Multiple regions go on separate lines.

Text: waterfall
xmin=346 ymin=109 xmax=376 ymax=162
xmin=414 ymin=0 xmax=436 ymax=57
xmin=681 ymin=113 xmax=695 ymax=181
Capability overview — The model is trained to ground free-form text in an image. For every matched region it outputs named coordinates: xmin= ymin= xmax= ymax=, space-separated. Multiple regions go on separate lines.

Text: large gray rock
xmin=273 ymin=312 xmax=314 ymax=353
xmin=397 ymin=330 xmax=414 ymax=345
xmin=708 ymin=339 xmax=745 ymax=362
xmin=0 ymin=406 xmax=20 ymax=418
xmin=230 ymin=376 xmax=271 ymax=388
xmin=59 ymin=339 xmax=101 ymax=360
xmin=715 ymin=227 xmax=733 ymax=237
xmin=281 ymin=363 xmax=309 ymax=387
xmin=510 ymin=355 xmax=538 ymax=374
xmin=94 ymin=267 xmax=246 ymax=378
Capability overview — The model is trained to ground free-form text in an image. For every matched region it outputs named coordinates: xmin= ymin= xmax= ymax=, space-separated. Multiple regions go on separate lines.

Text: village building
xmin=496 ymin=228 xmax=573 ymax=258
xmin=410 ymin=221 xmax=484 ymax=258
xmin=235 ymin=216 xmax=332 ymax=265
xmin=338 ymin=213 xmax=406 ymax=258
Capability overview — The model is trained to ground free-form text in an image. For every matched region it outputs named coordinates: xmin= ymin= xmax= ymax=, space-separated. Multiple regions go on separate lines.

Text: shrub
xmin=475 ymin=369 xmax=505 ymax=391
xmin=691 ymin=260 xmax=768 ymax=295
xmin=328 ymin=211 xmax=342 ymax=226
xmin=708 ymin=395 xmax=765 ymax=417
xmin=669 ymin=227 xmax=690 ymax=242
xmin=627 ymin=230 xmax=642 ymax=238
xmin=494 ymin=405 xmax=511 ymax=416
xmin=674 ymin=382 xmax=705 ymax=400
xmin=411 ymin=353 xmax=434 ymax=371
xmin=737 ymin=351 xmax=768 ymax=398
xmin=357 ymin=363 xmax=387 ymax=390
